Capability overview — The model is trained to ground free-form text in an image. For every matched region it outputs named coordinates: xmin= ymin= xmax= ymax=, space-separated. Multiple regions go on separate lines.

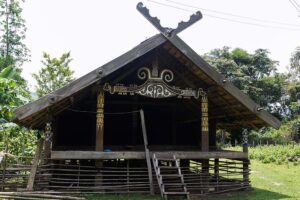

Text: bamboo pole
xmin=0 ymin=192 xmax=86 ymax=200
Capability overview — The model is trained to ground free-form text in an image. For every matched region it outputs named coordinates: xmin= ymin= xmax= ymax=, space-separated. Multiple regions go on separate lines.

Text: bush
xmin=226 ymin=144 xmax=300 ymax=164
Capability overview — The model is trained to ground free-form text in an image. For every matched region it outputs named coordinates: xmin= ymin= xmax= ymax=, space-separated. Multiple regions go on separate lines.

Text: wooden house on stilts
xmin=11 ymin=3 xmax=280 ymax=199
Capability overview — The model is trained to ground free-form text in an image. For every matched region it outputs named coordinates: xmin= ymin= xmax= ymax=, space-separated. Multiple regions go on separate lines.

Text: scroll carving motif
xmin=103 ymin=66 xmax=206 ymax=99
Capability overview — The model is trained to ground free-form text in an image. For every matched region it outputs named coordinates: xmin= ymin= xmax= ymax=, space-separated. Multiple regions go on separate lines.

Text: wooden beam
xmin=51 ymin=150 xmax=248 ymax=160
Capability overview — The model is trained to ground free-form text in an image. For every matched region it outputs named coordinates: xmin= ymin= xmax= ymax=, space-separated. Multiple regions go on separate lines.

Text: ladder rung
xmin=164 ymin=191 xmax=189 ymax=195
xmin=163 ymin=183 xmax=186 ymax=186
xmin=159 ymin=166 xmax=178 ymax=169
xmin=160 ymin=174 xmax=182 ymax=177
xmin=157 ymin=158 xmax=177 ymax=161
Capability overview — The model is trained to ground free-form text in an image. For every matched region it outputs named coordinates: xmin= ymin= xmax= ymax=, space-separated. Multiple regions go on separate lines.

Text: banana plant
xmin=0 ymin=66 xmax=16 ymax=79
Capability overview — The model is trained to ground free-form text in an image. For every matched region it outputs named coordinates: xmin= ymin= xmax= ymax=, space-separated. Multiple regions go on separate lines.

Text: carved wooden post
xmin=95 ymin=89 xmax=105 ymax=187
xmin=201 ymin=95 xmax=209 ymax=151
xmin=96 ymin=89 xmax=105 ymax=152
xmin=201 ymin=95 xmax=209 ymax=173
xmin=44 ymin=123 xmax=53 ymax=163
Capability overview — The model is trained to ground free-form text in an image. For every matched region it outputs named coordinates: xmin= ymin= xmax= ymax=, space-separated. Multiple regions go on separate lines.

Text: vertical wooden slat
xmin=139 ymin=109 xmax=154 ymax=195
xmin=96 ymin=89 xmax=105 ymax=151
xmin=214 ymin=158 xmax=219 ymax=191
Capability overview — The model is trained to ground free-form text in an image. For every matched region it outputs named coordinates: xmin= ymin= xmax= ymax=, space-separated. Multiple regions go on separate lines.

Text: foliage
xmin=248 ymin=116 xmax=300 ymax=144
xmin=289 ymin=46 xmax=300 ymax=76
xmin=0 ymin=1 xmax=35 ymax=158
xmin=226 ymin=145 xmax=300 ymax=164
xmin=32 ymin=52 xmax=75 ymax=97
xmin=0 ymin=66 xmax=35 ymax=157
xmin=0 ymin=123 xmax=37 ymax=158
xmin=203 ymin=47 xmax=285 ymax=118
xmin=0 ymin=0 xmax=30 ymax=68
xmin=0 ymin=66 xmax=29 ymax=123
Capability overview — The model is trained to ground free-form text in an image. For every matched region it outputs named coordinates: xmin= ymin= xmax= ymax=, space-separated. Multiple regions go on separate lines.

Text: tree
xmin=203 ymin=47 xmax=284 ymax=118
xmin=32 ymin=52 xmax=75 ymax=97
xmin=0 ymin=65 xmax=35 ymax=157
xmin=0 ymin=1 xmax=35 ymax=158
xmin=284 ymin=47 xmax=300 ymax=116
xmin=290 ymin=46 xmax=300 ymax=77
xmin=0 ymin=0 xmax=29 ymax=69
xmin=0 ymin=65 xmax=29 ymax=123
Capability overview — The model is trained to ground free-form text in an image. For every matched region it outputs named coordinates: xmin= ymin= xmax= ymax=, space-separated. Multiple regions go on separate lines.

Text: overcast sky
xmin=22 ymin=0 xmax=300 ymax=89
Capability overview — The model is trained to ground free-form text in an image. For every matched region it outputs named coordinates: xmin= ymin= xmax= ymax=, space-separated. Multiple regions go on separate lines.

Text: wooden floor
xmin=51 ymin=150 xmax=248 ymax=160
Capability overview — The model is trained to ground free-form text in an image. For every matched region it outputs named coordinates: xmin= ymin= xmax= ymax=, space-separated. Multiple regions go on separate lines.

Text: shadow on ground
xmin=201 ymin=188 xmax=291 ymax=200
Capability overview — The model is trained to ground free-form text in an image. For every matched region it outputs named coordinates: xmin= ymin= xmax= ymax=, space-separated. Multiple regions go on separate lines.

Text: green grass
xmin=85 ymin=193 xmax=160 ymax=200
xmin=205 ymin=160 xmax=300 ymax=200
xmin=226 ymin=145 xmax=300 ymax=164
xmin=84 ymin=160 xmax=300 ymax=200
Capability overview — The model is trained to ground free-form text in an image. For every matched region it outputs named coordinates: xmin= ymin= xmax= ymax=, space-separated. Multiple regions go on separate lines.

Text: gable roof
xmin=13 ymin=34 xmax=281 ymax=129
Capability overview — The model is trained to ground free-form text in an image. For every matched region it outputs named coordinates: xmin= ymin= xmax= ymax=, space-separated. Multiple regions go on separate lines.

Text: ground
xmin=84 ymin=160 xmax=300 ymax=200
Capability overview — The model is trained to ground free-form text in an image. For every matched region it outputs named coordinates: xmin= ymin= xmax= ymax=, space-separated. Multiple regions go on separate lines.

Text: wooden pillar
xmin=95 ymin=89 xmax=105 ymax=187
xmin=242 ymin=129 xmax=250 ymax=187
xmin=201 ymin=95 xmax=209 ymax=173
xmin=44 ymin=123 xmax=53 ymax=163
xmin=201 ymin=95 xmax=209 ymax=151
xmin=96 ymin=89 xmax=105 ymax=151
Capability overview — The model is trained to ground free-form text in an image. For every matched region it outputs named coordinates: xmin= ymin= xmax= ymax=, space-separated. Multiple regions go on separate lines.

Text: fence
xmin=0 ymin=157 xmax=250 ymax=195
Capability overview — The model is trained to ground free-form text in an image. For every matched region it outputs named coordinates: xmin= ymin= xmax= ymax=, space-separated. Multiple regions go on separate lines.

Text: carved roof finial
xmin=137 ymin=2 xmax=202 ymax=38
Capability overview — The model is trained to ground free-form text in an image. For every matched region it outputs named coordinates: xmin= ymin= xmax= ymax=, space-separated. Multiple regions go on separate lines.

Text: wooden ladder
xmin=152 ymin=154 xmax=190 ymax=200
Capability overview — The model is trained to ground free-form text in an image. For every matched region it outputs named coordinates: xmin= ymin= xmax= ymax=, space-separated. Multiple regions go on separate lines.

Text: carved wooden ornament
xmin=103 ymin=66 xmax=206 ymax=99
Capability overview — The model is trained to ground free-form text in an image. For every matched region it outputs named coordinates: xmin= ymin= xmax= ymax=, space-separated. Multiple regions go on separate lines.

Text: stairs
xmin=152 ymin=154 xmax=190 ymax=200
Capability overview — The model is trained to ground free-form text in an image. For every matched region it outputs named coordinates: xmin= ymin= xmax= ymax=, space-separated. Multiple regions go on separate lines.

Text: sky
xmin=22 ymin=0 xmax=300 ymax=90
